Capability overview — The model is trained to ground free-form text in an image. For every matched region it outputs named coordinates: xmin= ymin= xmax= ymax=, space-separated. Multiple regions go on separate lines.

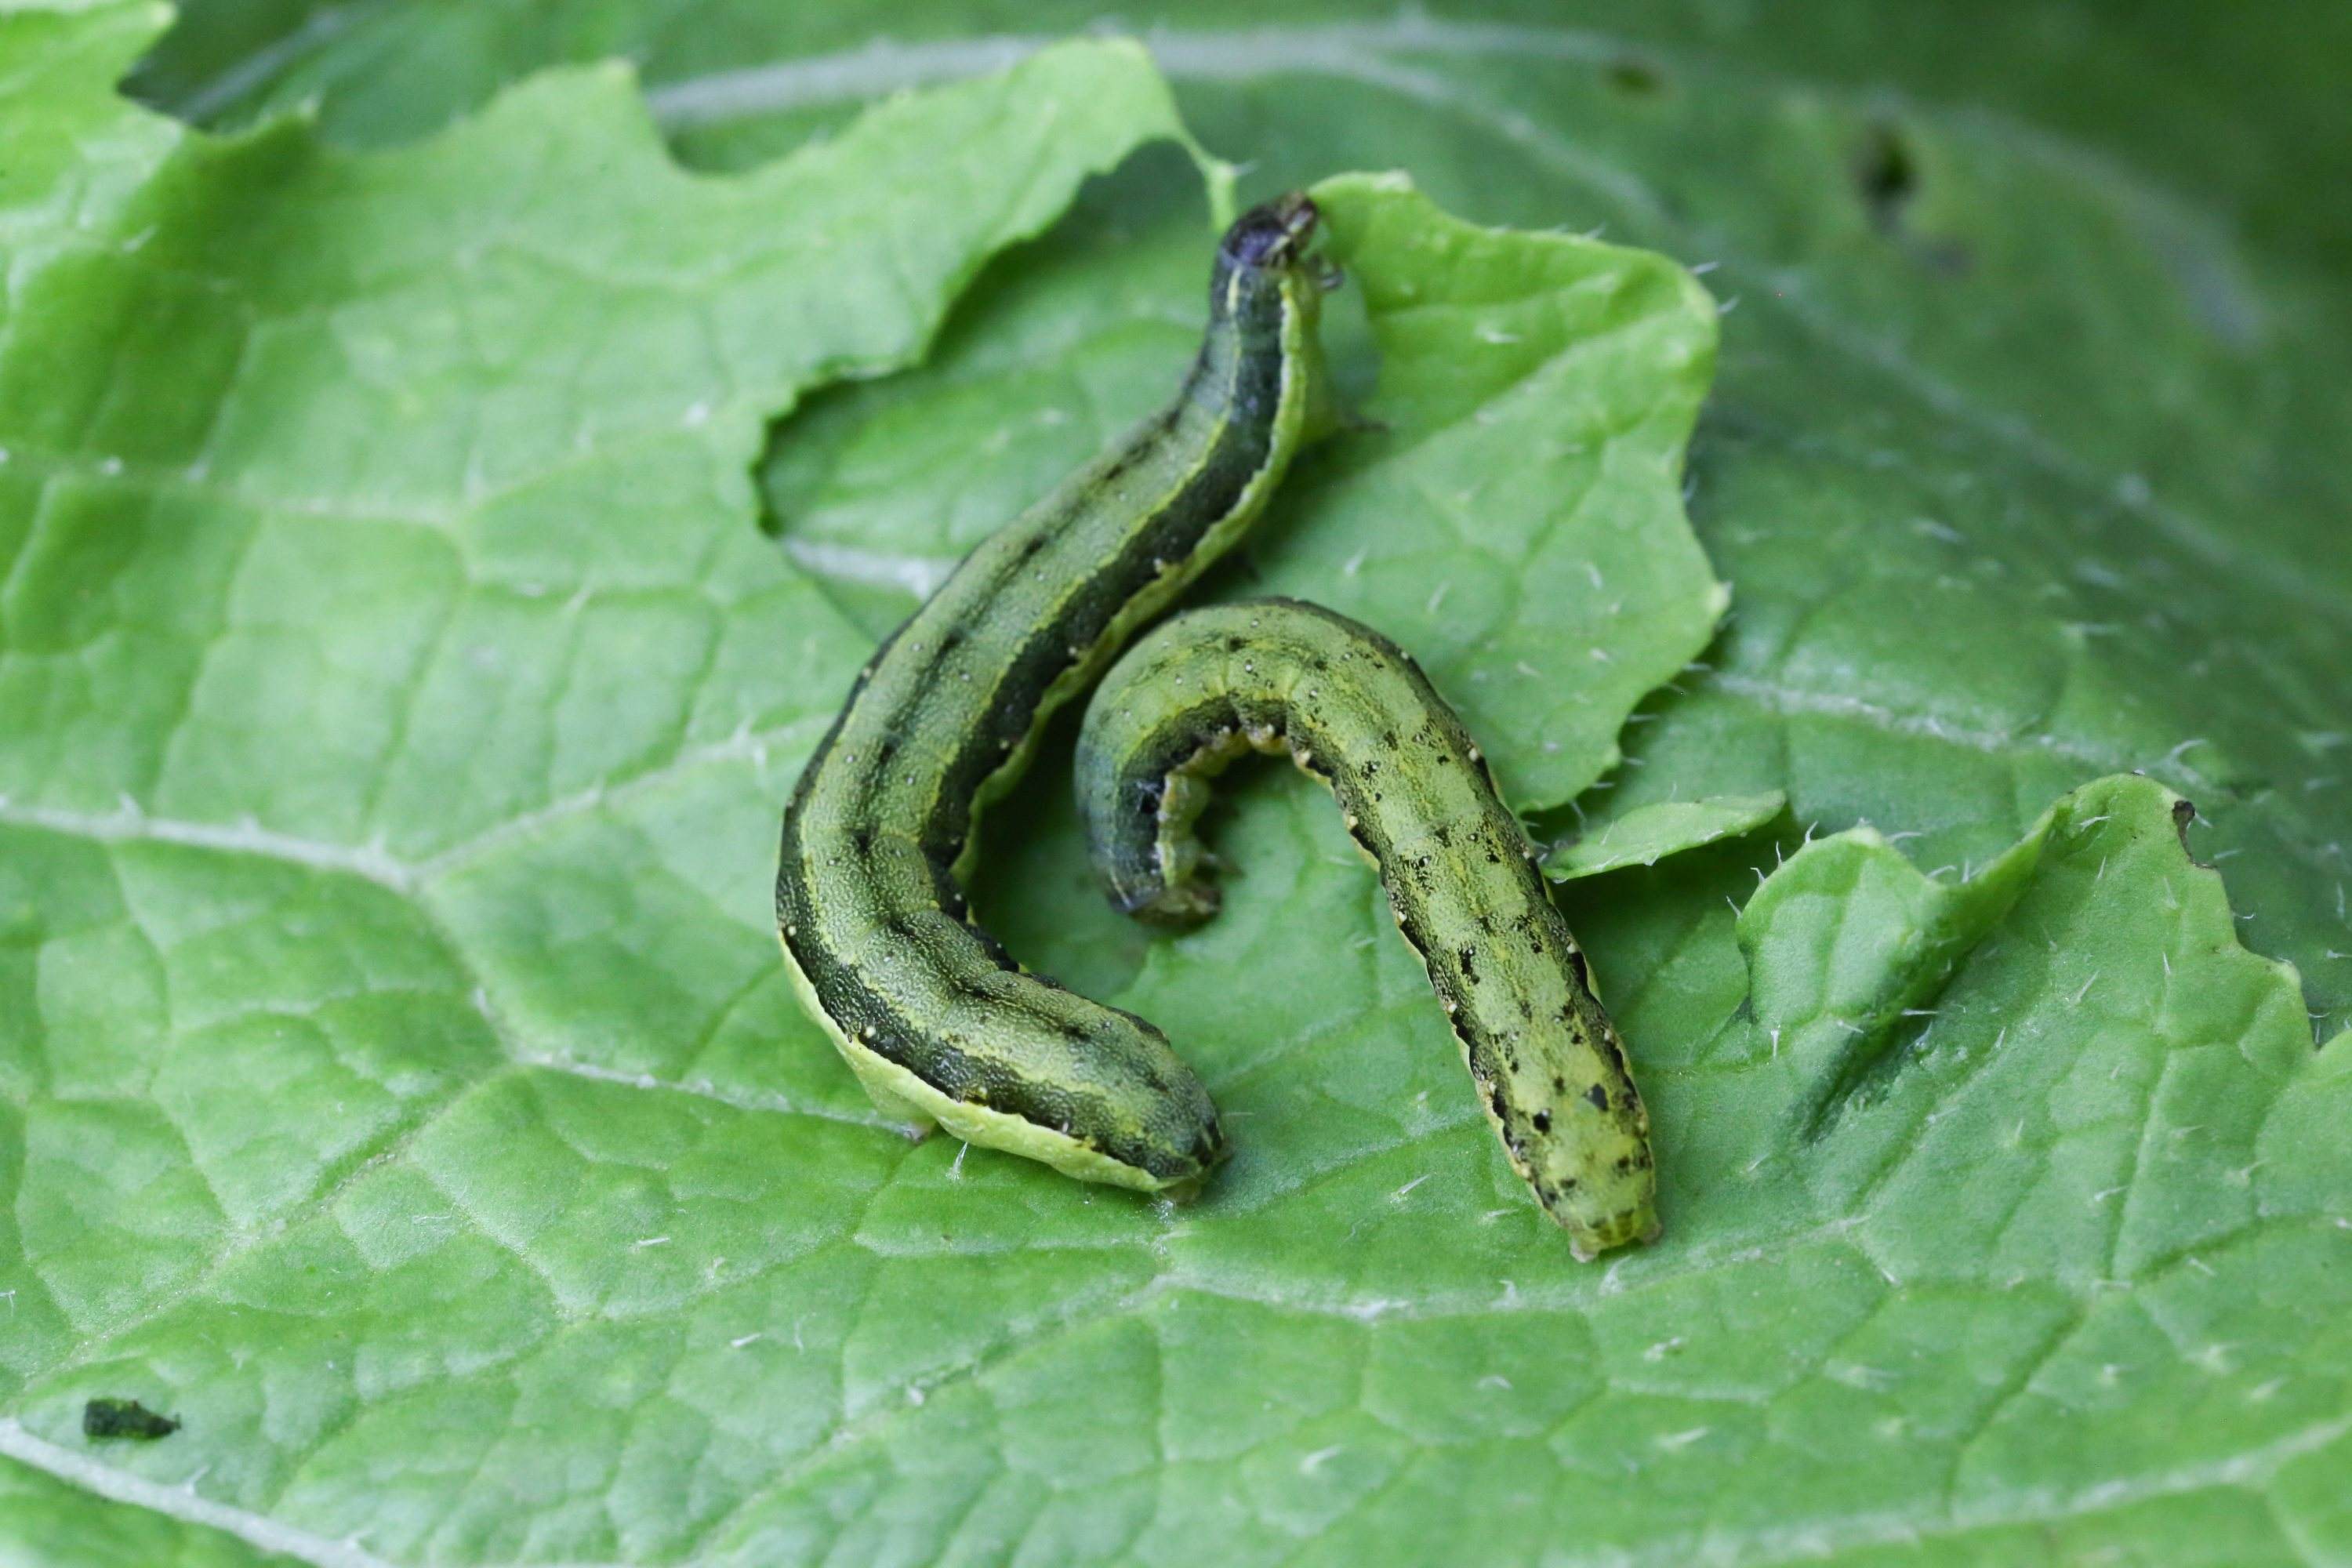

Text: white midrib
xmin=0 ymin=1418 xmax=408 ymax=1568
xmin=0 ymin=798 xmax=414 ymax=889
xmin=0 ymin=673 xmax=2212 ymax=916
xmin=0 ymin=715 xmax=828 ymax=897
xmin=643 ymin=13 xmax=2243 ymax=303
xmin=6 ymin=1397 xmax=2340 ymax=1568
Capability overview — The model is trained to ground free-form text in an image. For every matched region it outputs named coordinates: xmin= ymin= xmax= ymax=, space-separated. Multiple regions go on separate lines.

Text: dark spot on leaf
xmin=1604 ymin=56 xmax=1666 ymax=96
xmin=1857 ymin=120 xmax=1971 ymax=274
xmin=1585 ymin=1083 xmax=1610 ymax=1112
xmin=84 ymin=1399 xmax=179 ymax=1441
xmin=1857 ymin=122 xmax=1918 ymax=227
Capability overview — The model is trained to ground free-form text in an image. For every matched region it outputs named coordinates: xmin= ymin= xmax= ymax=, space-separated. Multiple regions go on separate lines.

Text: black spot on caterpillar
xmin=1076 ymin=598 xmax=1658 ymax=1259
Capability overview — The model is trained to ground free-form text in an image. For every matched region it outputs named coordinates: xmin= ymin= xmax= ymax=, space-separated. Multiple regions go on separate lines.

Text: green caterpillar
xmin=776 ymin=195 xmax=1327 ymax=1192
xmin=1077 ymin=600 xmax=1656 ymax=1259
xmin=776 ymin=194 xmax=1657 ymax=1255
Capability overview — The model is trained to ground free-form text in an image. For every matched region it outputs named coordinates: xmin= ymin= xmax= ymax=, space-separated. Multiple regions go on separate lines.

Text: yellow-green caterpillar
xmin=776 ymin=195 xmax=1657 ymax=1255
xmin=1077 ymin=599 xmax=1656 ymax=1258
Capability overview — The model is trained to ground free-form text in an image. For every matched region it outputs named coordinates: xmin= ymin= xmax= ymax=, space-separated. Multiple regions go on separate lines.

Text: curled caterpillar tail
xmin=1077 ymin=598 xmax=1658 ymax=1259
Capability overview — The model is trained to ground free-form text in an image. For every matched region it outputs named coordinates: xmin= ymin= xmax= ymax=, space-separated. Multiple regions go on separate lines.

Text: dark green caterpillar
xmin=1077 ymin=600 xmax=1657 ymax=1259
xmin=776 ymin=196 xmax=1328 ymax=1192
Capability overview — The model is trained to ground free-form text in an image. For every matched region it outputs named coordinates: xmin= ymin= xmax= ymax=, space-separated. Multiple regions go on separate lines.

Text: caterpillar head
xmin=1211 ymin=193 xmax=1327 ymax=321
xmin=1222 ymin=191 xmax=1319 ymax=268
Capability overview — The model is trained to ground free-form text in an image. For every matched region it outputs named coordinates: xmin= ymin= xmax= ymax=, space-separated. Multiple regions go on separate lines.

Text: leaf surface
xmin=5 ymin=4 xmax=2350 ymax=1564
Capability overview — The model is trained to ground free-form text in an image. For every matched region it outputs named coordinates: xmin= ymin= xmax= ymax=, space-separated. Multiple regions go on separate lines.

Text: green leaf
xmin=1731 ymin=776 xmax=2316 ymax=1247
xmin=0 ymin=1451 xmax=305 ymax=1567
xmin=9 ymin=5 xmax=2351 ymax=1565
xmin=1290 ymin=172 xmax=1725 ymax=808
xmin=1734 ymin=788 xmax=2063 ymax=1140
xmin=1543 ymin=790 xmax=1784 ymax=880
